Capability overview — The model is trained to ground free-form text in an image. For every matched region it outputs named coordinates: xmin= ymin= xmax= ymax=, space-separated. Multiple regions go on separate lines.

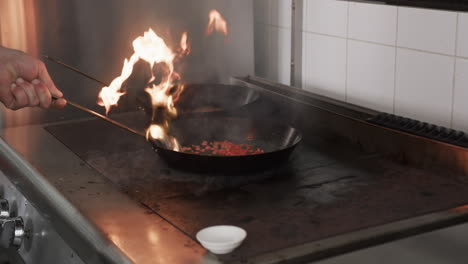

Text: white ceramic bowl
xmin=196 ymin=225 xmax=247 ymax=254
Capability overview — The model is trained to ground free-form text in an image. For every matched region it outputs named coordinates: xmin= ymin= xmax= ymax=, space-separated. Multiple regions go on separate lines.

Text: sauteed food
xmin=180 ymin=140 xmax=264 ymax=156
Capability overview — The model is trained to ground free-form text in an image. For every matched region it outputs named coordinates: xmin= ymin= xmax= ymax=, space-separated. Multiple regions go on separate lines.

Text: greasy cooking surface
xmin=45 ymin=107 xmax=468 ymax=263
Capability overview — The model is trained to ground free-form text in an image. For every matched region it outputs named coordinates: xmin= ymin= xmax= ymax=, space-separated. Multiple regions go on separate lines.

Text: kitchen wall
xmin=0 ymin=0 xmax=254 ymax=127
xmin=254 ymin=0 xmax=468 ymax=132
xmin=254 ymin=0 xmax=292 ymax=85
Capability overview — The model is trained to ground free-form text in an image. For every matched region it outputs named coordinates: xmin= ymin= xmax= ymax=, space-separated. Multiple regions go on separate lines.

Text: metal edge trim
xmin=245 ymin=205 xmax=468 ymax=264
xmin=0 ymin=138 xmax=131 ymax=264
xmin=232 ymin=76 xmax=468 ymax=155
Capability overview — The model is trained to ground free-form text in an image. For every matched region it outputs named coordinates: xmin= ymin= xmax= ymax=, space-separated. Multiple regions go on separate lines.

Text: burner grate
xmin=368 ymin=113 xmax=468 ymax=148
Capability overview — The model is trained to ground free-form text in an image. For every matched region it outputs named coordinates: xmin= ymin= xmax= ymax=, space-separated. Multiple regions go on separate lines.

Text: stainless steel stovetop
xmin=2 ymin=77 xmax=468 ymax=264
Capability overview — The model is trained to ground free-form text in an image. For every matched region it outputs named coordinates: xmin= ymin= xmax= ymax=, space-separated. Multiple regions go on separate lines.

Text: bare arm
xmin=0 ymin=46 xmax=66 ymax=110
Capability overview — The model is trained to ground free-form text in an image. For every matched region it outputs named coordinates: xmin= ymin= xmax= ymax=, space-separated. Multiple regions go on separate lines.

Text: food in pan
xmin=180 ymin=140 xmax=264 ymax=156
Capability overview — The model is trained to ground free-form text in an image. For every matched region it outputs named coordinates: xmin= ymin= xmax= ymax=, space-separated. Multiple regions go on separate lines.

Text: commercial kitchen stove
xmin=2 ymin=77 xmax=468 ymax=263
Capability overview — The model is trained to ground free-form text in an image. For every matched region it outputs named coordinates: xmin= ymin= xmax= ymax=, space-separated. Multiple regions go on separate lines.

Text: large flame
xmin=98 ymin=28 xmax=183 ymax=114
xmin=96 ymin=58 xmax=133 ymax=114
xmin=97 ymin=28 xmax=187 ymax=148
xmin=206 ymin=9 xmax=228 ymax=36
xmin=97 ymin=10 xmax=228 ymax=149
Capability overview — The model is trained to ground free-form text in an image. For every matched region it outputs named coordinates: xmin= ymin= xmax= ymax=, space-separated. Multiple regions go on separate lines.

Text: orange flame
xmin=180 ymin=32 xmax=190 ymax=55
xmin=97 ymin=10 xmax=228 ymax=148
xmin=98 ymin=28 xmax=181 ymax=114
xmin=96 ymin=28 xmax=188 ymax=148
xmin=206 ymin=9 xmax=228 ymax=36
xmin=146 ymin=124 xmax=180 ymax=151
xmin=97 ymin=57 xmax=134 ymax=114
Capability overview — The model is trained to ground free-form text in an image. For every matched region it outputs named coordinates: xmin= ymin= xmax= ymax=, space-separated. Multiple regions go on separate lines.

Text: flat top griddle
xmin=45 ymin=89 xmax=468 ymax=263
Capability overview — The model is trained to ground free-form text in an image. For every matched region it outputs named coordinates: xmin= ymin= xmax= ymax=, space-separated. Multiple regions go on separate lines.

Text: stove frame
xmin=1 ymin=77 xmax=468 ymax=263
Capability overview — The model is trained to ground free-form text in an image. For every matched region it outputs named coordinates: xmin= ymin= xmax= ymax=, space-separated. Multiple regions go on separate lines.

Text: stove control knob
xmin=0 ymin=217 xmax=24 ymax=249
xmin=0 ymin=200 xmax=9 ymax=218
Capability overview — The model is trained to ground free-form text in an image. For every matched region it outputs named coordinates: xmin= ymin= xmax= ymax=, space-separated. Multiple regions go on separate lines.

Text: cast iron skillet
xmin=138 ymin=84 xmax=260 ymax=115
xmin=149 ymin=117 xmax=302 ymax=174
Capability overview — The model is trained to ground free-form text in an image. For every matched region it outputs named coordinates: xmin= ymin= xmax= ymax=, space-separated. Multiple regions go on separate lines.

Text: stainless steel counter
xmin=0 ymin=124 xmax=208 ymax=264
xmin=2 ymin=77 xmax=468 ymax=264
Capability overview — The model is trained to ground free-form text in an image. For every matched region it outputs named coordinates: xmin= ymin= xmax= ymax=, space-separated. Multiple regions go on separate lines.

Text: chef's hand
xmin=0 ymin=46 xmax=66 ymax=110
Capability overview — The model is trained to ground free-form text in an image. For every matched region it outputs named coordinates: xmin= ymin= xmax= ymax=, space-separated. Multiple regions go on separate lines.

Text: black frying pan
xmin=150 ymin=117 xmax=302 ymax=173
xmin=138 ymin=84 xmax=259 ymax=115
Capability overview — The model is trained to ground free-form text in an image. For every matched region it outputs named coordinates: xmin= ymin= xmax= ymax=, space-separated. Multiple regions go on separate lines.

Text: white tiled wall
xmin=397 ymin=7 xmax=458 ymax=55
xmin=453 ymin=58 xmax=468 ymax=132
xmin=348 ymin=3 xmax=397 ymax=45
xmin=395 ymin=48 xmax=455 ymax=127
xmin=305 ymin=0 xmax=348 ymax=38
xmin=254 ymin=0 xmax=468 ymax=131
xmin=347 ymin=40 xmax=395 ymax=113
xmin=457 ymin=13 xmax=468 ymax=58
xmin=303 ymin=33 xmax=347 ymax=101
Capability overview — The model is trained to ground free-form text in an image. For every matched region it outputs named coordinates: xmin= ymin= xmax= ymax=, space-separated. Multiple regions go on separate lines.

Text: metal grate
xmin=368 ymin=113 xmax=468 ymax=148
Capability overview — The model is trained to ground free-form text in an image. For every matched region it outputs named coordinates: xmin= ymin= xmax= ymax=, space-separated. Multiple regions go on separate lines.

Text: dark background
xmin=347 ymin=0 xmax=468 ymax=11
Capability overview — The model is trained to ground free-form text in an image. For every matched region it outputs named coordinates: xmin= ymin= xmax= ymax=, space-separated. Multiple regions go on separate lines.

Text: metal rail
xmin=44 ymin=55 xmax=144 ymax=137
xmin=43 ymin=55 xmax=110 ymax=87
xmin=53 ymin=96 xmax=145 ymax=138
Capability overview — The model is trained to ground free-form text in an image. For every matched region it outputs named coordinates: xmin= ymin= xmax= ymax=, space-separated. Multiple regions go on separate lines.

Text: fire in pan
xmin=45 ymin=57 xmax=300 ymax=173
xmin=137 ymin=83 xmax=260 ymax=116
xmin=150 ymin=116 xmax=302 ymax=173
xmin=57 ymin=100 xmax=302 ymax=173
xmin=53 ymin=94 xmax=302 ymax=174
xmin=44 ymin=56 xmax=260 ymax=115
xmin=44 ymin=22 xmax=300 ymax=173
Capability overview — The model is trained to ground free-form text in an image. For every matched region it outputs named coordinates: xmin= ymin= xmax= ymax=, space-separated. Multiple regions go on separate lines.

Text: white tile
xmin=395 ymin=48 xmax=454 ymax=127
xmin=304 ymin=0 xmax=348 ymax=37
xmin=303 ymin=33 xmax=347 ymax=101
xmin=457 ymin=13 xmax=468 ymax=58
xmin=347 ymin=40 xmax=395 ymax=113
xmin=348 ymin=2 xmax=397 ymax=45
xmin=253 ymin=0 xmax=270 ymax=25
xmin=271 ymin=0 xmax=291 ymax=28
xmin=398 ymin=7 xmax=457 ymax=55
xmin=270 ymin=27 xmax=291 ymax=85
xmin=453 ymin=58 xmax=468 ymax=132
xmin=254 ymin=24 xmax=270 ymax=78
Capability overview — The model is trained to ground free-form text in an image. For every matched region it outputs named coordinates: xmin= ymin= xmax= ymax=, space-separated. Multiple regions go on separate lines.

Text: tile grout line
xmin=303 ymin=30 xmax=468 ymax=60
xmin=344 ymin=2 xmax=350 ymax=102
xmin=450 ymin=12 xmax=460 ymax=129
xmin=393 ymin=7 xmax=400 ymax=114
xmin=348 ymin=37 xmax=398 ymax=48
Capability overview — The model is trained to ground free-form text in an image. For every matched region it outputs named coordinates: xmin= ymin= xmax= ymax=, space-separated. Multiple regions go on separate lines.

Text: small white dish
xmin=196 ymin=225 xmax=247 ymax=254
